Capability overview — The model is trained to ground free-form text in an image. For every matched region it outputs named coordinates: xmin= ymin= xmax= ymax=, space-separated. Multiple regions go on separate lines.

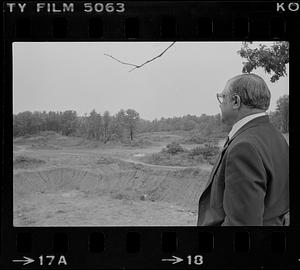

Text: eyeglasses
xmin=217 ymin=92 xmax=240 ymax=105
xmin=216 ymin=93 xmax=226 ymax=104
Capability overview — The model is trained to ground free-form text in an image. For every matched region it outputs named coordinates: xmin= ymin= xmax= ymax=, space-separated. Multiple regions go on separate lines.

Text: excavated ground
xmin=14 ymin=165 xmax=209 ymax=226
xmin=13 ymin=132 xmax=212 ymax=226
xmin=13 ymin=132 xmax=289 ymax=226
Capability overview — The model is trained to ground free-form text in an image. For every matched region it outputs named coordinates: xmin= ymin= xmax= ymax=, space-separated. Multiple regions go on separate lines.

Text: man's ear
xmin=232 ymin=95 xmax=241 ymax=109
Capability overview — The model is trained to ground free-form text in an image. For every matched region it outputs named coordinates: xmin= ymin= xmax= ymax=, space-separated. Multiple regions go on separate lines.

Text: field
xmin=13 ymin=131 xmax=217 ymax=226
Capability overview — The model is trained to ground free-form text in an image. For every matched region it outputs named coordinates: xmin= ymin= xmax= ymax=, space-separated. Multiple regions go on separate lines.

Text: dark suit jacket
xmin=197 ymin=115 xmax=289 ymax=226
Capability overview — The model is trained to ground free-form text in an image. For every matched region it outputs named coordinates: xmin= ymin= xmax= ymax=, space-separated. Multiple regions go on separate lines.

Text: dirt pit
xmin=14 ymin=165 xmax=209 ymax=226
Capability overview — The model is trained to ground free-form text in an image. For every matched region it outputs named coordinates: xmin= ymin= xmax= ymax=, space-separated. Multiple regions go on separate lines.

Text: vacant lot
xmin=13 ymin=131 xmax=214 ymax=226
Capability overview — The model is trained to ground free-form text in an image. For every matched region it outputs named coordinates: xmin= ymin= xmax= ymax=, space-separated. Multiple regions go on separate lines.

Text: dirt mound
xmin=14 ymin=155 xmax=46 ymax=169
xmin=14 ymin=165 xmax=209 ymax=211
xmin=30 ymin=143 xmax=61 ymax=150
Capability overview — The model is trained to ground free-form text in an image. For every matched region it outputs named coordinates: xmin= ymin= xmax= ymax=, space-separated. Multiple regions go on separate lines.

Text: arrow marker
xmin=12 ymin=256 xmax=35 ymax=266
xmin=162 ymin=255 xmax=183 ymax=264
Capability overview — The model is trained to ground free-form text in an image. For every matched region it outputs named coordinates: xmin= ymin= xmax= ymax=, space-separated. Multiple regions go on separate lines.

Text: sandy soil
xmin=13 ymin=132 xmax=212 ymax=226
xmin=14 ymin=191 xmax=197 ymax=226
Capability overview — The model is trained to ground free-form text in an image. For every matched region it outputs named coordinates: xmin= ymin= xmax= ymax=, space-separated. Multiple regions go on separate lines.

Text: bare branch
xmin=103 ymin=53 xmax=139 ymax=68
xmin=104 ymin=41 xmax=176 ymax=72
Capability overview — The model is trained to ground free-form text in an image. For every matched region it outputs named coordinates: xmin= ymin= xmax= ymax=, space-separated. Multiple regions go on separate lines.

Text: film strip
xmin=2 ymin=1 xmax=300 ymax=269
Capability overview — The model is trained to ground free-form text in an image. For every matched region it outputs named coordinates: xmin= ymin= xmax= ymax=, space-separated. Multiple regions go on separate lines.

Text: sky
xmin=13 ymin=42 xmax=289 ymax=121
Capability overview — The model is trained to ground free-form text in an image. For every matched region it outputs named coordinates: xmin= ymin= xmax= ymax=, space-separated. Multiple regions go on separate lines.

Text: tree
xmin=77 ymin=115 xmax=88 ymax=137
xmin=125 ymin=109 xmax=140 ymax=140
xmin=87 ymin=109 xmax=102 ymax=140
xmin=238 ymin=41 xmax=289 ymax=82
xmin=46 ymin=111 xmax=60 ymax=132
xmin=115 ymin=109 xmax=127 ymax=140
xmin=102 ymin=110 xmax=111 ymax=143
xmin=276 ymin=95 xmax=289 ymax=133
xmin=14 ymin=111 xmax=33 ymax=135
xmin=61 ymin=110 xmax=78 ymax=136
xmin=31 ymin=111 xmax=45 ymax=133
xmin=269 ymin=111 xmax=281 ymax=131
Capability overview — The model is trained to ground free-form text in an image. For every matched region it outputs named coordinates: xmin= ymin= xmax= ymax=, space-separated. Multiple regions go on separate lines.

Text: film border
xmin=2 ymin=1 xmax=300 ymax=269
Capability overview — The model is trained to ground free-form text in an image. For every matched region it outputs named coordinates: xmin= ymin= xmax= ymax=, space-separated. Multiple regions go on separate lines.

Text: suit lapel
xmin=203 ymin=140 xmax=231 ymax=190
xmin=200 ymin=115 xmax=270 ymax=197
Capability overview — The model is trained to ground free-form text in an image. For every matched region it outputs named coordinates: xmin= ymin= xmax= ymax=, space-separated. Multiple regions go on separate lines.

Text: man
xmin=197 ymin=73 xmax=289 ymax=226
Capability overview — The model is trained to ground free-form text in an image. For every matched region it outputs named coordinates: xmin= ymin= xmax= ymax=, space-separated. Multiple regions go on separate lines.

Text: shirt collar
xmin=228 ymin=112 xmax=268 ymax=140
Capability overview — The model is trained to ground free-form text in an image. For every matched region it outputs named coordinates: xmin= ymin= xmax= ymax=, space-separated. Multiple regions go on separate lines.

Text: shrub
xmin=148 ymin=152 xmax=168 ymax=163
xmin=189 ymin=135 xmax=208 ymax=144
xmin=201 ymin=143 xmax=220 ymax=165
xmin=187 ymin=144 xmax=220 ymax=164
xmin=13 ymin=155 xmax=46 ymax=168
xmin=163 ymin=141 xmax=184 ymax=154
xmin=188 ymin=146 xmax=204 ymax=157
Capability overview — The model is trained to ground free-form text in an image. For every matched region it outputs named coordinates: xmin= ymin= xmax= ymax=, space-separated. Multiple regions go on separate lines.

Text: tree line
xmin=13 ymin=95 xmax=289 ymax=141
xmin=12 ymin=108 xmax=227 ymax=141
xmin=13 ymin=108 xmax=140 ymax=142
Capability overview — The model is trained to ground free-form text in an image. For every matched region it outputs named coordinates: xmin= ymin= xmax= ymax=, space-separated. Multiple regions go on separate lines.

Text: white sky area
xmin=13 ymin=42 xmax=289 ymax=121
